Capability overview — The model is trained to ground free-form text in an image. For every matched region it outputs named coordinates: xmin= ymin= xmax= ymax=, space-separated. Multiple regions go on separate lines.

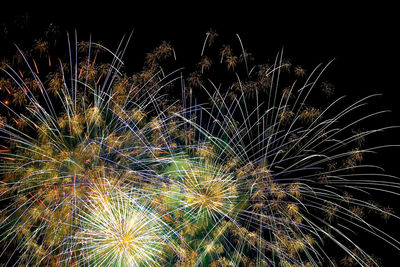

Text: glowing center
xmin=117 ymin=232 xmax=135 ymax=251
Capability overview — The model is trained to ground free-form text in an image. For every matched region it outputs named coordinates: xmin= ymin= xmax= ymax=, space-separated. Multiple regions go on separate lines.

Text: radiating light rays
xmin=0 ymin=33 xmax=184 ymax=266
xmin=164 ymin=158 xmax=238 ymax=225
xmin=74 ymin=181 xmax=168 ymax=267
xmin=172 ymin=42 xmax=400 ymax=265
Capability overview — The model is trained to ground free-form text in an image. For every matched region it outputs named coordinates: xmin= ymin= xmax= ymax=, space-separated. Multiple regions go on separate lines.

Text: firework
xmin=0 ymin=30 xmax=399 ymax=267
xmin=74 ymin=180 xmax=170 ymax=266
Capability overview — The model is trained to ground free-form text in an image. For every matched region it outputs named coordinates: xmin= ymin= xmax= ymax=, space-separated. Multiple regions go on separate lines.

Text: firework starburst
xmin=0 ymin=29 xmax=398 ymax=266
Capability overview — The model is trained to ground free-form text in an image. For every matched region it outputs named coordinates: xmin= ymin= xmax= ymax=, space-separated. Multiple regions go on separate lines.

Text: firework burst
xmin=75 ymin=180 xmax=169 ymax=266
xmin=0 ymin=29 xmax=399 ymax=266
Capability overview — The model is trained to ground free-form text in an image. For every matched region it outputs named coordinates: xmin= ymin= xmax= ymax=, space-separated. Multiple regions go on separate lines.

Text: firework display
xmin=0 ymin=30 xmax=399 ymax=266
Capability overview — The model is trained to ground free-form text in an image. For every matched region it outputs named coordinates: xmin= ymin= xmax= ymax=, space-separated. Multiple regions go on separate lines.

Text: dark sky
xmin=1 ymin=2 xmax=399 ymax=264
xmin=1 ymin=3 xmax=398 ymax=109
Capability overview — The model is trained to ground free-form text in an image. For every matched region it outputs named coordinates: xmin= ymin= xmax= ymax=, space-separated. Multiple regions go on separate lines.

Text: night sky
xmin=1 ymin=3 xmax=398 ymax=119
xmin=1 ymin=2 xmax=399 ymax=265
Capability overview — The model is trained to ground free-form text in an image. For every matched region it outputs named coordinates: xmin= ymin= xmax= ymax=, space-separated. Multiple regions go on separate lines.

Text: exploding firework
xmin=74 ymin=180 xmax=169 ymax=266
xmin=0 ymin=29 xmax=399 ymax=266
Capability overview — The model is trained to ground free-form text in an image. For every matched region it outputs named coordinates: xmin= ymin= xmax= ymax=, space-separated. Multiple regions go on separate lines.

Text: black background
xmin=1 ymin=2 xmax=399 ymax=265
